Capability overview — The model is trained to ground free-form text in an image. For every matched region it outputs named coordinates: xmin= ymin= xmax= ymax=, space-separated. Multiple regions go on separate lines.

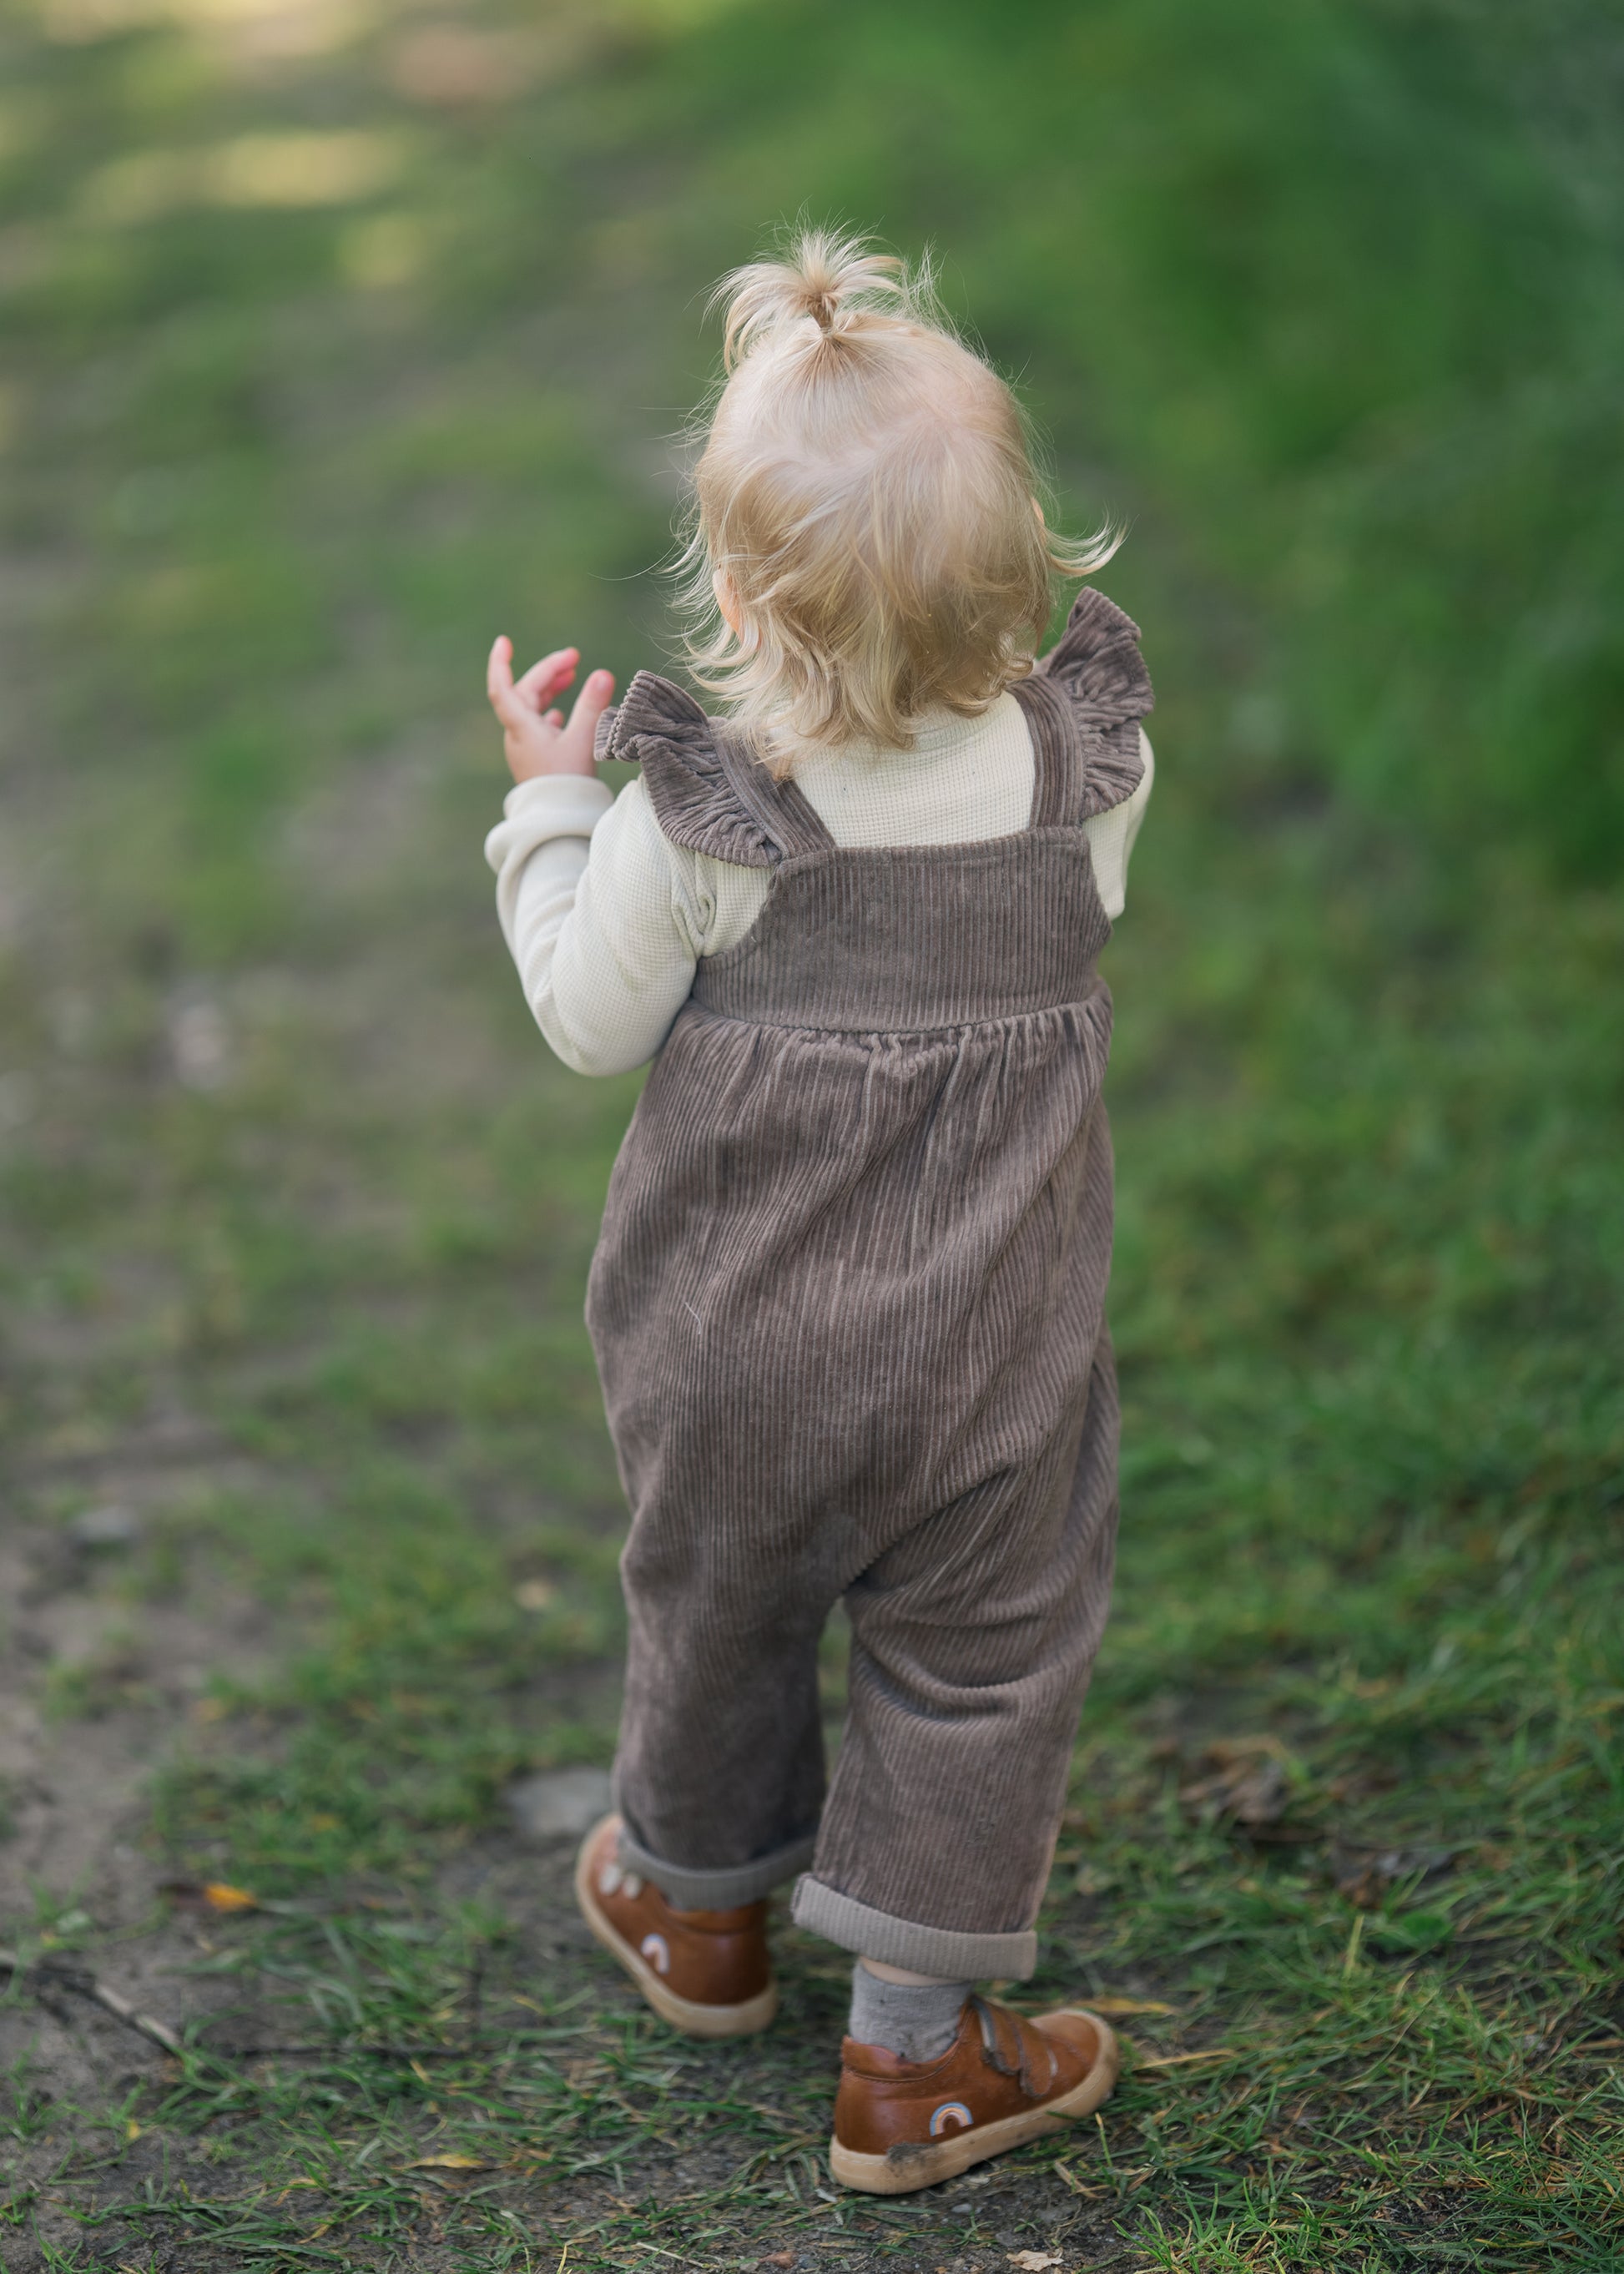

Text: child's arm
xmin=1086 ymin=729 xmax=1154 ymax=921
xmin=482 ymin=638 xmax=714 ymax=1076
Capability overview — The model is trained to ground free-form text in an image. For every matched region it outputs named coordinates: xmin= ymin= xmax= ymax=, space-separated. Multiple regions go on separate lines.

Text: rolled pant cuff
xmin=790 ymin=1875 xmax=1038 ymax=1981
xmin=615 ymin=1820 xmax=819 ymax=1910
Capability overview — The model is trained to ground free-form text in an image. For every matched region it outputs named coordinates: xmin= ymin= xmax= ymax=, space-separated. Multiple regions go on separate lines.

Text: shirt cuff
xmin=484 ymin=774 xmax=615 ymax=874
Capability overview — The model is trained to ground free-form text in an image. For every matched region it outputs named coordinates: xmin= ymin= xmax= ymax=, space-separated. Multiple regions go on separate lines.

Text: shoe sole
xmin=827 ymin=2009 xmax=1120 ymax=2196
xmin=572 ymin=1815 xmax=779 ymax=2040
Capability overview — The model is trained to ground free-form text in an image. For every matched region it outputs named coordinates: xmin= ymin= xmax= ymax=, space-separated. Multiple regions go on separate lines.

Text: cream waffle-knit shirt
xmin=485 ymin=690 xmax=1153 ymax=1077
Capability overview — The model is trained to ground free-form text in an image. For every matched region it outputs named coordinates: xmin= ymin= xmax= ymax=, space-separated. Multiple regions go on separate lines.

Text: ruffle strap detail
xmin=1034 ymin=587 xmax=1154 ymax=819
xmin=594 ymin=670 xmax=779 ymax=870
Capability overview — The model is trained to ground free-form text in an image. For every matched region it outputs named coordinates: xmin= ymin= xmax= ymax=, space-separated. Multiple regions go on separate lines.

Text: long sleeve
xmin=484 ymin=774 xmax=717 ymax=1076
xmin=1082 ymin=729 xmax=1153 ymax=920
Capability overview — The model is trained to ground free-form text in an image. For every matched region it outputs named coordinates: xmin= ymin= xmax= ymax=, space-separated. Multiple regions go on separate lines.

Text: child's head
xmin=681 ymin=229 xmax=1117 ymax=761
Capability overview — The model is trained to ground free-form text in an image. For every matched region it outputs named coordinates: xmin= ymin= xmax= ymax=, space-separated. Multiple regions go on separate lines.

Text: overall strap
xmin=714 ymin=731 xmax=838 ymax=860
xmin=1011 ymin=673 xmax=1087 ymax=828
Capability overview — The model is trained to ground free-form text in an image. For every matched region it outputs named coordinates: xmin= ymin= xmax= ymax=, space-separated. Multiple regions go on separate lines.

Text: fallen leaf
xmin=124 ymin=2119 xmax=142 ymax=2142
xmin=1089 ymin=1995 xmax=1177 ymax=2016
xmin=1179 ymin=1749 xmax=1292 ymax=1828
xmin=409 ymin=2153 xmax=490 ymax=2171
xmin=159 ymin=1878 xmax=261 ymax=1913
xmin=1007 ymin=2254 xmax=1063 ymax=2271
xmin=514 ymin=1578 xmax=557 ymax=1612
xmin=1332 ymin=1843 xmax=1459 ymax=1908
xmin=760 ymin=2256 xmax=795 ymax=2269
xmin=1324 ymin=1767 xmax=1400 ymax=1803
xmin=202 ymin=1881 xmax=260 ymax=1913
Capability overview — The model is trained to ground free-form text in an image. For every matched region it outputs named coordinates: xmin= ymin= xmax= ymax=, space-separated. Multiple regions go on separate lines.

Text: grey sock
xmin=847 ymin=1963 xmax=972 ymax=2063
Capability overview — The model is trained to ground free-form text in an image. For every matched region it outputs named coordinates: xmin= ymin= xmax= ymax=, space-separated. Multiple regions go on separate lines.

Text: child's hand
xmin=487 ymin=638 xmax=615 ymax=783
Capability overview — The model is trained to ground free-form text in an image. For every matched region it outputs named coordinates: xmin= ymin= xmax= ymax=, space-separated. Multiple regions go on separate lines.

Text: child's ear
xmin=713 ymin=568 xmax=744 ymax=637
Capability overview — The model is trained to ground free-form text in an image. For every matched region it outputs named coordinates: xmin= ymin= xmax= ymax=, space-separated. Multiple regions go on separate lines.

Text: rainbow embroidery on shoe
xmin=640 ymin=1932 xmax=670 ymax=1976
xmin=929 ymin=2100 xmax=974 ymax=2136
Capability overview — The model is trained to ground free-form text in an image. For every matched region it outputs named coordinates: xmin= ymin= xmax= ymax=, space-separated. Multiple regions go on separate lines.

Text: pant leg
xmin=611 ymin=1478 xmax=835 ymax=1908
xmin=792 ymin=1344 xmax=1119 ymax=1979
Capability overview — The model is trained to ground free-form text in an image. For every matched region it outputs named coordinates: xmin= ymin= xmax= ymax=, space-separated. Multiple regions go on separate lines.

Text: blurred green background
xmin=2 ymin=0 xmax=1621 ymax=2266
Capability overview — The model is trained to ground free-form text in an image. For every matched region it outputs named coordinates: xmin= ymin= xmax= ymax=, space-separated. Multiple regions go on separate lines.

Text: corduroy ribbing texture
xmin=587 ymin=590 xmax=1152 ymax=1976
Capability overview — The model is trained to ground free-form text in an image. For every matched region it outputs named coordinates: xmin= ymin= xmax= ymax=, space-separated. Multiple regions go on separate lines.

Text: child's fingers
xmin=486 ymin=636 xmax=526 ymax=725
xmin=513 ymin=647 xmax=580 ymax=710
xmin=565 ymin=668 xmax=615 ymax=745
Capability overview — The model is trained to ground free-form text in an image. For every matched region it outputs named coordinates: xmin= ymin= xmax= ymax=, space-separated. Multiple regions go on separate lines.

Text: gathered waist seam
xmin=682 ymin=988 xmax=1106 ymax=1046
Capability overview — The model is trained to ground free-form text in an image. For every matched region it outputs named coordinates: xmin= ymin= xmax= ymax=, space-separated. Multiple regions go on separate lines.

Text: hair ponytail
xmin=711 ymin=229 xmax=912 ymax=370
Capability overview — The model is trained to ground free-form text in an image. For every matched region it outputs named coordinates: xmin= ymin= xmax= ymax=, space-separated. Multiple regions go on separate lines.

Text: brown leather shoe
xmin=572 ymin=1814 xmax=777 ymax=2039
xmin=830 ymin=1991 xmax=1118 ymax=2194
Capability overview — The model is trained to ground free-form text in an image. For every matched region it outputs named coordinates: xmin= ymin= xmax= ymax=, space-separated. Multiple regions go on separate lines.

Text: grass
xmin=1 ymin=0 xmax=1621 ymax=2267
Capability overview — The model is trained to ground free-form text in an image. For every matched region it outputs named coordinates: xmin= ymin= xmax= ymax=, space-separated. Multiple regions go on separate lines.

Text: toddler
xmin=484 ymin=233 xmax=1152 ymax=2196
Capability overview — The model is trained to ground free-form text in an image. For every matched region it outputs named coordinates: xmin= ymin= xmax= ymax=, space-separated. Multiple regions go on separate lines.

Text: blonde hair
xmin=678 ymin=228 xmax=1120 ymax=768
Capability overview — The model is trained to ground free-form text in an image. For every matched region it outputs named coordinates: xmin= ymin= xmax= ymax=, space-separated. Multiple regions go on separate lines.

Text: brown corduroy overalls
xmin=588 ymin=589 xmax=1152 ymax=1980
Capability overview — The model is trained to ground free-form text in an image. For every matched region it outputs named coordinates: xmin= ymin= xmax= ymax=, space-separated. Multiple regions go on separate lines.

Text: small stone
xmin=68 ymin=1504 xmax=141 ymax=1549
xmin=166 ymin=987 xmax=232 ymax=1092
xmin=505 ymin=1767 xmax=613 ymax=1839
